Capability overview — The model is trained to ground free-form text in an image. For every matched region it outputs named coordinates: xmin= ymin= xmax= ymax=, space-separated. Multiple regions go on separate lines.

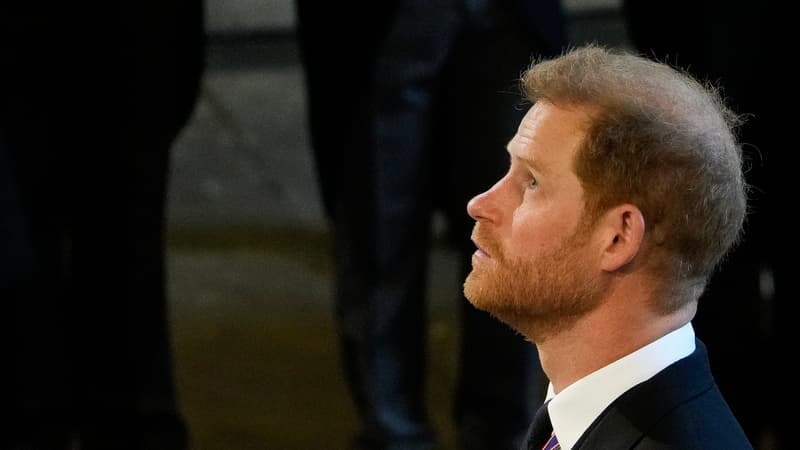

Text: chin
xmin=463 ymin=271 xmax=481 ymax=304
xmin=463 ymin=270 xmax=495 ymax=312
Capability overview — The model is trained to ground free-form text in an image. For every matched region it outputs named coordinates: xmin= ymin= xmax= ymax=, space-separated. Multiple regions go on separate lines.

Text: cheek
xmin=508 ymin=209 xmax=579 ymax=261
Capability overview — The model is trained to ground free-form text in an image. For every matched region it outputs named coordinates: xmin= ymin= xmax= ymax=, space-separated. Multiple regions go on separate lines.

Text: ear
xmin=598 ymin=204 xmax=645 ymax=272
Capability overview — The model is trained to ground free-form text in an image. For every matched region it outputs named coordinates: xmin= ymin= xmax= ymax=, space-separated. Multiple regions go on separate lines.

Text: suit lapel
xmin=574 ymin=339 xmax=714 ymax=449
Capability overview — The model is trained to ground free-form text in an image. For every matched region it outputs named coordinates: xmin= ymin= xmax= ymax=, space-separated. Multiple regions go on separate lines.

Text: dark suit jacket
xmin=572 ymin=340 xmax=753 ymax=449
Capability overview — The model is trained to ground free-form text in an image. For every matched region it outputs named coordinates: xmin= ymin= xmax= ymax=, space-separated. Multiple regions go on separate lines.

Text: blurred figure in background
xmin=295 ymin=1 xmax=567 ymax=449
xmin=0 ymin=2 xmax=205 ymax=449
xmin=621 ymin=1 xmax=787 ymax=448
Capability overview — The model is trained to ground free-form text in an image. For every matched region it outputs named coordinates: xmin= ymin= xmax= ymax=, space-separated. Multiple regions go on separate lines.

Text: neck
xmin=528 ymin=290 xmax=696 ymax=394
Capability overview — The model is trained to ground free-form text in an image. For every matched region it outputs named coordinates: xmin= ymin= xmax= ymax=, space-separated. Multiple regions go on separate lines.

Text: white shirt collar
xmin=544 ymin=322 xmax=696 ymax=450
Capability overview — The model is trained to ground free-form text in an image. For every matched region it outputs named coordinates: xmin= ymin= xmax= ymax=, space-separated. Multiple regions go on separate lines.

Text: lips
xmin=473 ymin=249 xmax=490 ymax=260
xmin=471 ymin=226 xmax=496 ymax=260
xmin=472 ymin=240 xmax=490 ymax=258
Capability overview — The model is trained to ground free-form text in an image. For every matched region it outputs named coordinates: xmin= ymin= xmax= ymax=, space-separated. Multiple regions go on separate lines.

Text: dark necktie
xmin=524 ymin=400 xmax=560 ymax=450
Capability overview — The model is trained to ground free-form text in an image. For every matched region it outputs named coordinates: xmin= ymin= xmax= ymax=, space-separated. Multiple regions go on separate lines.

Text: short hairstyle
xmin=521 ymin=44 xmax=747 ymax=302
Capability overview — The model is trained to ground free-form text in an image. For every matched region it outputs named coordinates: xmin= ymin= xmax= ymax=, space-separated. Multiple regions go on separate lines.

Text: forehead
xmin=507 ymin=102 xmax=590 ymax=172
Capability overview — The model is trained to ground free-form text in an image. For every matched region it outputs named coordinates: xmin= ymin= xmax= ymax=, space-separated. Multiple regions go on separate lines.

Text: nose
xmin=467 ymin=177 xmax=504 ymax=223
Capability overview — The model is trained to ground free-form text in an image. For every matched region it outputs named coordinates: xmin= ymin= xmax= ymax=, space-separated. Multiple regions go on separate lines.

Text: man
xmin=463 ymin=45 xmax=754 ymax=449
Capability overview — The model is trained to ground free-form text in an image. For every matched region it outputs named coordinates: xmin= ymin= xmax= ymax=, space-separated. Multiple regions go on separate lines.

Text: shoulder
xmin=576 ymin=344 xmax=753 ymax=449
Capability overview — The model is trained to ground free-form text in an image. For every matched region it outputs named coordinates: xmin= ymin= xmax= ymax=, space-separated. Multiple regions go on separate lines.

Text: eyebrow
xmin=506 ymin=142 xmax=546 ymax=175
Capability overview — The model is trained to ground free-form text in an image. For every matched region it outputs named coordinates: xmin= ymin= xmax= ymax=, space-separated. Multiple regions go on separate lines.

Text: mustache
xmin=471 ymin=223 xmax=503 ymax=260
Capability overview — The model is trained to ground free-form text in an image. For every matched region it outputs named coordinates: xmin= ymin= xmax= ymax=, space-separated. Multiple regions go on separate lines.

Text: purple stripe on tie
xmin=542 ymin=433 xmax=560 ymax=450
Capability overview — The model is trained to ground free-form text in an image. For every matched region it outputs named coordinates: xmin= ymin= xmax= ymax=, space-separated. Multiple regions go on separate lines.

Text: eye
xmin=527 ymin=175 xmax=538 ymax=189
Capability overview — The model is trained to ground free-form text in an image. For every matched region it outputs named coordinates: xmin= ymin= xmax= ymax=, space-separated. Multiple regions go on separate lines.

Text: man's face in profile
xmin=463 ymin=102 xmax=606 ymax=336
